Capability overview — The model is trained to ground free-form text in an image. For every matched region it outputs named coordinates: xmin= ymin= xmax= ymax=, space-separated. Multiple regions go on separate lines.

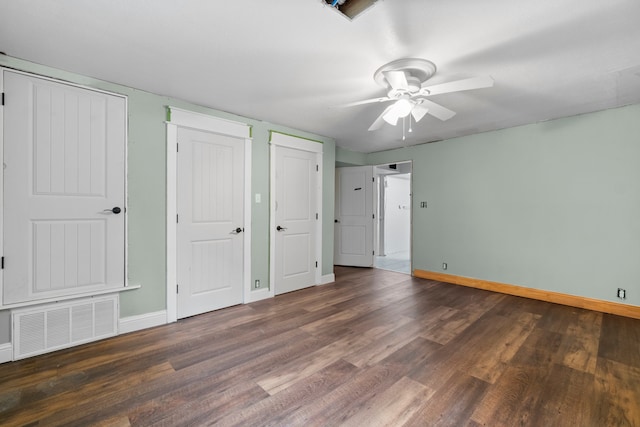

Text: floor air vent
xmin=12 ymin=294 xmax=118 ymax=360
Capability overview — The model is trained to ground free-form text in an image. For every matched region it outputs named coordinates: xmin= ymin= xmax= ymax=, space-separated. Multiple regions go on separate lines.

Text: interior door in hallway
xmin=334 ymin=166 xmax=374 ymax=267
xmin=176 ymin=127 xmax=244 ymax=318
xmin=273 ymin=145 xmax=318 ymax=295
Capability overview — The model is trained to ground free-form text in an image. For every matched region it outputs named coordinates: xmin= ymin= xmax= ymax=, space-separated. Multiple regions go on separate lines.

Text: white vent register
xmin=12 ymin=295 xmax=118 ymax=360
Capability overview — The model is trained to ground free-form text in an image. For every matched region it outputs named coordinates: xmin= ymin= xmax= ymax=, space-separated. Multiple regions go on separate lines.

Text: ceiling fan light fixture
xmin=383 ymin=99 xmax=414 ymax=125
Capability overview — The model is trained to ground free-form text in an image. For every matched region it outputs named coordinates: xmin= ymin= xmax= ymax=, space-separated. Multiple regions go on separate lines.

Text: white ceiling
xmin=1 ymin=0 xmax=639 ymax=153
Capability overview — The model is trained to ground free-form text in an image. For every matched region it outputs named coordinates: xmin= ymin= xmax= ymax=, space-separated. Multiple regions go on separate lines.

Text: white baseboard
xmin=248 ymin=287 xmax=273 ymax=303
xmin=0 ymin=343 xmax=13 ymax=364
xmin=320 ymin=273 xmax=335 ymax=285
xmin=118 ymin=310 xmax=167 ymax=334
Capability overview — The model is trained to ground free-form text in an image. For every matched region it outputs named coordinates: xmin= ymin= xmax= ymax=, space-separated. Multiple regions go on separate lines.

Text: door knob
xmin=104 ymin=207 xmax=122 ymax=214
xmin=276 ymin=225 xmax=287 ymax=231
xmin=231 ymin=227 xmax=243 ymax=234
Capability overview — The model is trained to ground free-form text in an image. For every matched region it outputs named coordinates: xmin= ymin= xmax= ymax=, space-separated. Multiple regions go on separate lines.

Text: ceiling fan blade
xmin=410 ymin=103 xmax=429 ymax=122
xmin=421 ymin=76 xmax=494 ymax=96
xmin=419 ymin=99 xmax=456 ymax=121
xmin=368 ymin=104 xmax=396 ymax=131
xmin=338 ymin=96 xmax=393 ymax=108
xmin=383 ymin=70 xmax=409 ymax=91
xmin=383 ymin=99 xmax=413 ymax=126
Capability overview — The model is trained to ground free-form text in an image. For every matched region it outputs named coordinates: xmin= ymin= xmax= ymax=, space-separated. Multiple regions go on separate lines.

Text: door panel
xmin=2 ymin=70 xmax=126 ymax=305
xmin=177 ymin=127 xmax=244 ymax=318
xmin=334 ymin=166 xmax=374 ymax=267
xmin=274 ymin=146 xmax=317 ymax=295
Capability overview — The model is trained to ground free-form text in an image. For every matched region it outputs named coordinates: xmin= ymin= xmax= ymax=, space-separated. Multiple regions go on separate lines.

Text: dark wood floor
xmin=1 ymin=266 xmax=639 ymax=426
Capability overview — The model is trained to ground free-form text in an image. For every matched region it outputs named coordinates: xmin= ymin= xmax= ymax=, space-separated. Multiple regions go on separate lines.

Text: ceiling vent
xmin=324 ymin=0 xmax=379 ymax=20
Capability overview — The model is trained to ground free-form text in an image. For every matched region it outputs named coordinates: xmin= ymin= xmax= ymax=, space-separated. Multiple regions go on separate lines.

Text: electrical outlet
xmin=254 ymin=280 xmax=260 ymax=289
xmin=442 ymin=263 xmax=447 ymax=270
xmin=617 ymin=288 xmax=626 ymax=299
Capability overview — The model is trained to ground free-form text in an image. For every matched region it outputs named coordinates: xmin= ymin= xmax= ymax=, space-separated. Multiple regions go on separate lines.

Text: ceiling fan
xmin=341 ymin=58 xmax=494 ymax=131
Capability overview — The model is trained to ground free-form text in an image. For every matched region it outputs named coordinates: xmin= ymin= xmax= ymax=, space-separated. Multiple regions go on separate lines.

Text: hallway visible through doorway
xmin=374 ymin=163 xmax=411 ymax=275
xmin=374 ymin=251 xmax=410 ymax=274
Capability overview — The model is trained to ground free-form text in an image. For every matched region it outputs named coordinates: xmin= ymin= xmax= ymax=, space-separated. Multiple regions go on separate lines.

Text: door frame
xmin=269 ymin=131 xmax=323 ymax=297
xmin=165 ymin=107 xmax=252 ymax=323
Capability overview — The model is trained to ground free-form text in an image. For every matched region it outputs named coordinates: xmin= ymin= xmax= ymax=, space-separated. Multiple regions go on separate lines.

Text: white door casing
xmin=2 ymin=69 xmax=127 ymax=306
xmin=270 ymin=132 xmax=322 ymax=296
xmin=334 ymin=166 xmax=374 ymax=267
xmin=166 ymin=107 xmax=251 ymax=323
xmin=176 ymin=127 xmax=244 ymax=318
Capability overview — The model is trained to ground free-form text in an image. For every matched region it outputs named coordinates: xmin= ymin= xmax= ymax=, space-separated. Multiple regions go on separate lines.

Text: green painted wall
xmin=336 ymin=146 xmax=367 ymax=167
xmin=367 ymin=104 xmax=640 ymax=307
xmin=0 ymin=56 xmax=336 ymax=338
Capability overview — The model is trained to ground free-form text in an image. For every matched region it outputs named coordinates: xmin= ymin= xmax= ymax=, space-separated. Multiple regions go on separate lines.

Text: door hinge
xmin=1 ymin=257 xmax=4 ymax=269
xmin=176 ymin=284 xmax=179 ymax=294
xmin=316 ymin=164 xmax=319 ymax=172
xmin=372 ymin=251 xmax=375 ymax=256
xmin=1 ymin=93 xmax=4 ymax=106
xmin=372 ymin=177 xmax=375 ymax=182
xmin=315 ymin=261 xmax=318 ymax=268
xmin=316 ymin=213 xmax=318 ymax=220
xmin=176 ymin=214 xmax=179 ymax=223
xmin=177 ymin=143 xmax=179 ymax=152
xmin=372 ymin=214 xmax=375 ymax=219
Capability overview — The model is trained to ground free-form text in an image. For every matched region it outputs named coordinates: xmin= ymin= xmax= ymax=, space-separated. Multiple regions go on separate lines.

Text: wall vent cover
xmin=12 ymin=294 xmax=118 ymax=360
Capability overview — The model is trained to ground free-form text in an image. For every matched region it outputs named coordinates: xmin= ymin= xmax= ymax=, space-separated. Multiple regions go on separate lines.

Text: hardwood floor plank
xmin=273 ymin=364 xmax=406 ymax=426
xmin=598 ymin=313 xmax=640 ymax=367
xmin=340 ymin=376 xmax=434 ymax=427
xmin=404 ymin=373 xmax=489 ymax=427
xmin=559 ymin=309 xmax=602 ymax=374
xmin=213 ymin=359 xmax=359 ymax=427
xmin=527 ymin=364 xmax=595 ymax=427
xmin=342 ymin=317 xmax=424 ymax=368
xmin=257 ymin=314 xmax=407 ymax=395
xmin=592 ymin=357 xmax=640 ymax=426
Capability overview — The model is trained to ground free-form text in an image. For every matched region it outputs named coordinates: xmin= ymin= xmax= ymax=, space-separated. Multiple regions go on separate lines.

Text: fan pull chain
xmin=408 ymin=114 xmax=413 ymax=133
xmin=402 ymin=117 xmax=406 ymax=140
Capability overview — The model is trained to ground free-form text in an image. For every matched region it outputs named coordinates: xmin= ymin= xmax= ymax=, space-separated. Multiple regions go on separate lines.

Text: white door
xmin=334 ymin=166 xmax=374 ymax=267
xmin=274 ymin=146 xmax=318 ymax=295
xmin=176 ymin=127 xmax=244 ymax=318
xmin=2 ymin=70 xmax=126 ymax=305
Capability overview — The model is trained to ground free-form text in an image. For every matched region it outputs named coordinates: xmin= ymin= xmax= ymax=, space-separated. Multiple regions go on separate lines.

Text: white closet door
xmin=334 ymin=166 xmax=374 ymax=267
xmin=2 ymin=70 xmax=126 ymax=305
xmin=274 ymin=145 xmax=318 ymax=295
xmin=176 ymin=127 xmax=245 ymax=318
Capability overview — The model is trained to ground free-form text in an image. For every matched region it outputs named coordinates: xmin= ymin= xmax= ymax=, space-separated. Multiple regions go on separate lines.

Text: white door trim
xmin=269 ymin=131 xmax=323 ymax=297
xmin=166 ymin=107 xmax=252 ymax=323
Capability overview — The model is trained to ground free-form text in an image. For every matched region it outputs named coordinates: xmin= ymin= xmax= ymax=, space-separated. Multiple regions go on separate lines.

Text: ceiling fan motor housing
xmin=374 ymin=58 xmax=437 ymax=90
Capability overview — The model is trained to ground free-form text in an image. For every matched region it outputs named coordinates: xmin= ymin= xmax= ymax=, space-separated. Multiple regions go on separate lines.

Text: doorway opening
xmin=374 ymin=162 xmax=412 ymax=274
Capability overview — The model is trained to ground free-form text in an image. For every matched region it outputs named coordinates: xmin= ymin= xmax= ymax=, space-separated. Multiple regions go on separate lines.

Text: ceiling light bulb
xmin=395 ymin=99 xmax=413 ymax=118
